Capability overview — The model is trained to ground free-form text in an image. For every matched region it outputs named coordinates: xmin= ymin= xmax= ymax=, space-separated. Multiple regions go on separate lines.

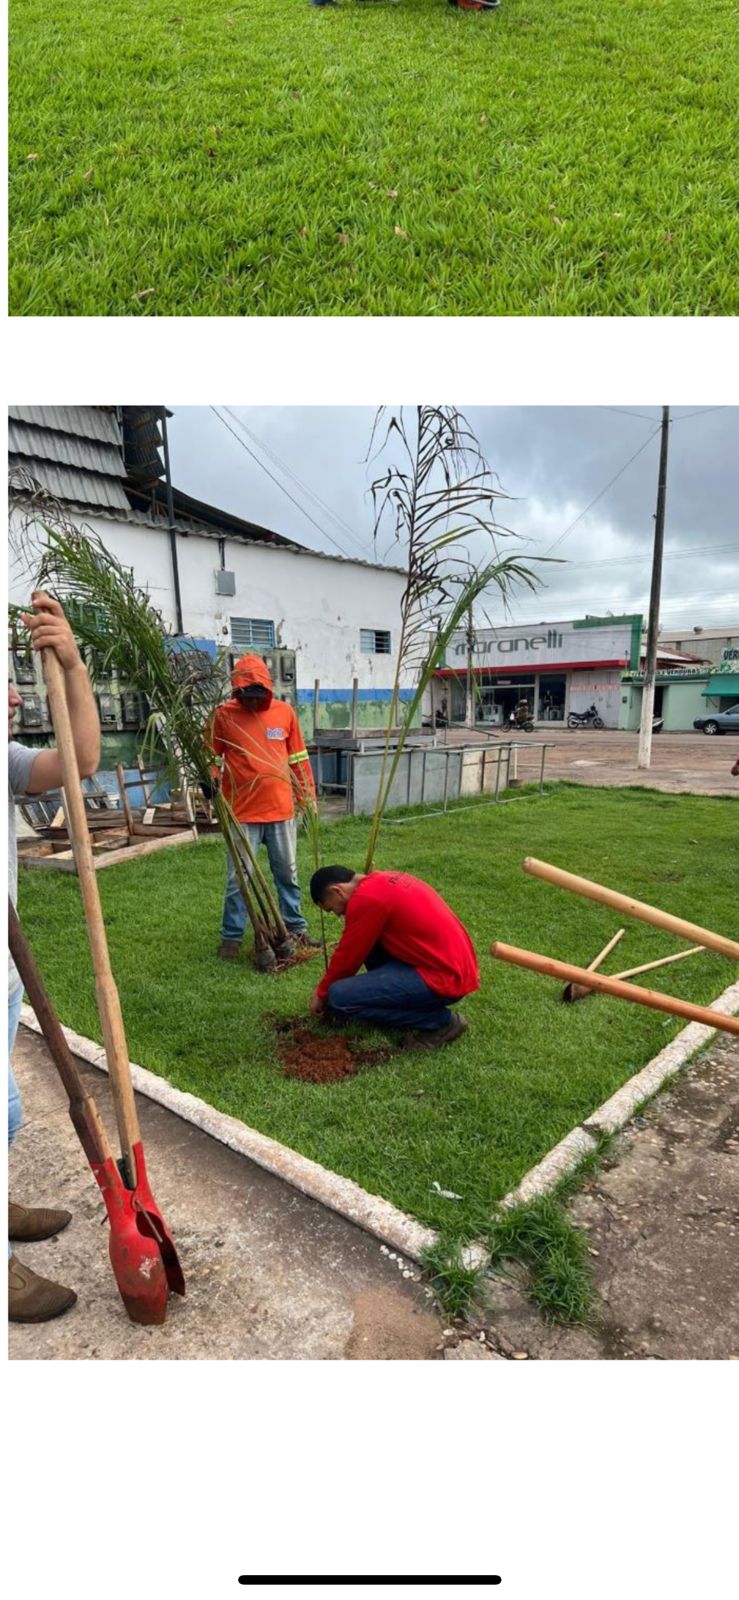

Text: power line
xmin=570 ymin=539 xmax=739 ymax=570
xmin=227 ymin=412 xmax=373 ymax=559
xmin=210 ymin=407 xmax=360 ymax=563
xmin=541 ymin=424 xmax=662 ymax=557
xmin=670 ymin=407 xmax=728 ymax=423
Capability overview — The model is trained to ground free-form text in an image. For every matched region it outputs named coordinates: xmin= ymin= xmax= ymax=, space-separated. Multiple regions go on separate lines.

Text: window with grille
xmin=360 ymin=628 xmax=391 ymax=654
xmin=230 ymin=617 xmax=275 ymax=651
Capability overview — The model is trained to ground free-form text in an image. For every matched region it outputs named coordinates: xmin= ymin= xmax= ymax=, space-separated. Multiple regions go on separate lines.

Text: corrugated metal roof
xmin=8 ymin=421 xmax=125 ymax=479
xmin=8 ymin=460 xmax=131 ymax=512
xmin=8 ymin=406 xmax=121 ymax=446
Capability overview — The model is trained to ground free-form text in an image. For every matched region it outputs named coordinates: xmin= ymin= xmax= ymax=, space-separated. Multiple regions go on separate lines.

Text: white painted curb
xmin=21 ymin=973 xmax=738 ymax=1268
xmin=19 ymin=1005 xmax=438 ymax=1264
xmin=500 ymin=978 xmax=739 ymax=1208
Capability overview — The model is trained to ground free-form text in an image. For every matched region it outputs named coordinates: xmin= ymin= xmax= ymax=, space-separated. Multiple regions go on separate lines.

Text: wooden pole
xmin=490 ymin=941 xmax=739 ymax=1036
xmin=523 ymin=858 xmax=739 ymax=963
xmin=42 ymin=650 xmax=142 ymax=1184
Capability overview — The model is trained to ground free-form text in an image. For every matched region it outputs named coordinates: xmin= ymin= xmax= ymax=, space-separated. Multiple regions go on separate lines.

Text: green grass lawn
xmin=9 ymin=0 xmax=739 ymax=315
xmin=18 ymin=785 xmax=738 ymax=1246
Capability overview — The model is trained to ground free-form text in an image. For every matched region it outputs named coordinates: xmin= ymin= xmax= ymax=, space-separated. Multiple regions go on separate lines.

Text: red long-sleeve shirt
xmin=316 ymin=871 xmax=479 ymax=1003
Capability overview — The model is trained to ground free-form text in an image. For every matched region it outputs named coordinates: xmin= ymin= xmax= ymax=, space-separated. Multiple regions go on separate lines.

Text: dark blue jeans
xmin=327 ymin=944 xmax=456 ymax=1033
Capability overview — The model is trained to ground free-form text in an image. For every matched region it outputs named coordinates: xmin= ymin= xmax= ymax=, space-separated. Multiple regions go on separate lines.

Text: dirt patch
xmin=270 ymin=1016 xmax=391 ymax=1083
xmin=344 ymin=1288 xmax=441 ymax=1360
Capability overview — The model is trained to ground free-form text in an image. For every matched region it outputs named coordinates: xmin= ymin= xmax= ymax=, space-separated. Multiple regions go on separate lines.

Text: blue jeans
xmin=8 ymin=983 xmax=24 ymax=1258
xmin=221 ymin=819 xmax=307 ymax=942
xmin=327 ymin=945 xmax=457 ymax=1033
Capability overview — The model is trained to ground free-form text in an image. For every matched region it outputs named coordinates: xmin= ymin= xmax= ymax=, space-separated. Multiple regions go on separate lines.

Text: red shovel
xmin=9 ymin=901 xmax=183 ymax=1324
xmin=29 ymin=645 xmax=185 ymax=1324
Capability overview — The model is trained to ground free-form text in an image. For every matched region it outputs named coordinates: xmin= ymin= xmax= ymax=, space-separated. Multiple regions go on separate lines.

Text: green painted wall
xmin=619 ymin=676 xmax=711 ymax=732
xmin=298 ymin=700 xmax=421 ymax=739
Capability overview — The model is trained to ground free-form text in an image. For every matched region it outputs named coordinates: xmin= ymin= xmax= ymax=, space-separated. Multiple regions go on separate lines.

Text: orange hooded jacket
xmin=208 ymin=654 xmax=316 ymax=824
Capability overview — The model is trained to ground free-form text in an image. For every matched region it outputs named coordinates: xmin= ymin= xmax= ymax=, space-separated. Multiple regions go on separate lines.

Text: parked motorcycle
xmin=567 ymin=703 xmax=604 ymax=730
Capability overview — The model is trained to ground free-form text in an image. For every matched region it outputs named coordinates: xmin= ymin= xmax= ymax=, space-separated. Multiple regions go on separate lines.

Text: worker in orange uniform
xmin=208 ymin=654 xmax=320 ymax=960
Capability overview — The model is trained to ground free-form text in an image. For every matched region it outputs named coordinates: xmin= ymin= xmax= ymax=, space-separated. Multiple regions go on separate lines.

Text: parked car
xmin=693 ymin=704 xmax=739 ymax=735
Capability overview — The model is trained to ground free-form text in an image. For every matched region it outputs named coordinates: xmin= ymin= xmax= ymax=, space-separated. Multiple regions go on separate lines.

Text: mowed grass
xmin=18 ymin=785 xmax=738 ymax=1243
xmin=9 ymin=0 xmax=739 ymax=315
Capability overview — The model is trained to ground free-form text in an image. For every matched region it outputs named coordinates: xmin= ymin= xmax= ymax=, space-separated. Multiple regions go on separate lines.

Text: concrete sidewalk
xmin=479 ymin=1035 xmax=739 ymax=1360
xmin=7 ymin=1027 xmax=441 ymax=1361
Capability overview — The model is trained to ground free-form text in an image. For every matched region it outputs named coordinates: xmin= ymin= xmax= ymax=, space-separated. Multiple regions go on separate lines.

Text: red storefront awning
xmin=434 ymin=659 xmax=628 ymax=678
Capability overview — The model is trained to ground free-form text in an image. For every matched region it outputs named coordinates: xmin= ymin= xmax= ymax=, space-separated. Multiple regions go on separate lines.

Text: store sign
xmin=449 ymin=618 xmax=633 ymax=668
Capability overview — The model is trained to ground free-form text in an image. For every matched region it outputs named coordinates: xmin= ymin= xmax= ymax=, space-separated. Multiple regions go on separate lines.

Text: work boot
xmin=294 ymin=932 xmax=322 ymax=949
xmin=217 ymin=939 xmax=242 ymax=960
xmin=9 ymin=1200 xmax=72 ymax=1242
xmin=401 ymin=1014 xmax=468 ymax=1051
xmin=8 ymin=1254 xmax=77 ymax=1323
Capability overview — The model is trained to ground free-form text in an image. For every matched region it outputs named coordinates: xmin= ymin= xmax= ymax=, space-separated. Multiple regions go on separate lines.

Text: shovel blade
xmin=93 ymin=1147 xmax=185 ymax=1325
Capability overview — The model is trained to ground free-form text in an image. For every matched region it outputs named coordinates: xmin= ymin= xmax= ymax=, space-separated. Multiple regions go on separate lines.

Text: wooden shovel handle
xmin=524 ymin=858 xmax=739 ymax=963
xmin=490 ymin=941 xmax=739 ymax=1036
xmin=41 ymin=648 xmax=141 ymax=1181
xmin=613 ymin=946 xmax=705 ymax=982
xmin=587 ymin=928 xmax=625 ymax=972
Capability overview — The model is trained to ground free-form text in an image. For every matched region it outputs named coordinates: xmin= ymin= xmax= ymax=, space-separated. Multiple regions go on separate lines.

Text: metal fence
xmin=345 ymin=740 xmax=555 ymax=817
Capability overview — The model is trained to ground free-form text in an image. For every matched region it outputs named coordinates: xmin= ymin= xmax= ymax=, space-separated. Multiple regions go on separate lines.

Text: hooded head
xmin=230 ymin=653 xmax=273 ymax=712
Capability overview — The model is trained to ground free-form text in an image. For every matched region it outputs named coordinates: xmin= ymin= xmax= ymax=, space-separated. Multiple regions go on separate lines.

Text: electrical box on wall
xmin=215 ymin=570 xmax=236 ymax=596
xmin=20 ymin=694 xmax=44 ymax=729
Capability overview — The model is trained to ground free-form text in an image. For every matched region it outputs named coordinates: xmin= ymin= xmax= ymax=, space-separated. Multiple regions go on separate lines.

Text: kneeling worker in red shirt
xmin=308 ymin=865 xmax=479 ymax=1049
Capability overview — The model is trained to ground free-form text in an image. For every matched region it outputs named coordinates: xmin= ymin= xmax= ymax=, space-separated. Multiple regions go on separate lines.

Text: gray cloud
xmin=168 ymin=406 xmax=738 ymax=630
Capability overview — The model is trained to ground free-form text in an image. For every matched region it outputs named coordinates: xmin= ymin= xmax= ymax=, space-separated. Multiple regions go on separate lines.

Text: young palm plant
xmin=12 ymin=499 xmax=297 ymax=971
xmin=363 ymin=406 xmax=542 ymax=871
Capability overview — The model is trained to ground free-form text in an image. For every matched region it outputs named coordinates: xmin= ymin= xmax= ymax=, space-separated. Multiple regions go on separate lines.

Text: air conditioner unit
xmin=216 ymin=570 xmax=236 ymax=596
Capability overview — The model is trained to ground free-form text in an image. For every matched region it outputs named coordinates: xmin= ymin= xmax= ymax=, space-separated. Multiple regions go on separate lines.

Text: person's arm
xmin=312 ymin=891 xmax=389 ymax=1006
xmin=20 ymin=593 xmax=100 ymax=793
xmin=286 ymin=708 xmax=316 ymax=811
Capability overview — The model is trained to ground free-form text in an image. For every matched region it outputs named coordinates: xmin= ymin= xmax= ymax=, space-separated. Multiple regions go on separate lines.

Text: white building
xmin=8 ymin=406 xmax=412 ymax=743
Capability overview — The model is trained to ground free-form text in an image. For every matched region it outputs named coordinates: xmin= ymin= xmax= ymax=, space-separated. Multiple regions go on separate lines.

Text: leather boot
xmin=8 ymin=1255 xmax=77 ymax=1323
xmin=9 ymin=1200 xmax=72 ymax=1242
xmin=217 ymin=940 xmax=242 ymax=960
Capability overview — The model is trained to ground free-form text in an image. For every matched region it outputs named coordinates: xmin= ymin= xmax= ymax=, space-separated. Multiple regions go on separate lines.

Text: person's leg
xmin=264 ymin=820 xmax=308 ymax=934
xmin=219 ymin=824 xmax=263 ymax=943
xmin=7 ymin=986 xmax=76 ymax=1320
xmin=328 ymin=959 xmax=454 ymax=1032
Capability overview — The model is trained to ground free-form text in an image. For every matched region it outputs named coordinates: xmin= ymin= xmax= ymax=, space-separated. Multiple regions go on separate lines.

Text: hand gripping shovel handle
xmin=41 ymin=647 xmax=141 ymax=1186
xmin=8 ymin=901 xmax=179 ymax=1323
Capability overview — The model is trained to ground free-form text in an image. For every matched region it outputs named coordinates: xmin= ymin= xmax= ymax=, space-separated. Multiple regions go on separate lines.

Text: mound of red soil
xmin=271 ymin=1017 xmax=390 ymax=1084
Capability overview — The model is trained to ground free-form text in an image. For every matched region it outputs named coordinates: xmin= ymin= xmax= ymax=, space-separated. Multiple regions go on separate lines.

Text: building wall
xmin=658 ymin=629 xmax=739 ymax=667
xmin=8 ymin=507 xmax=414 ymax=736
xmin=619 ymin=677 xmax=712 ymax=731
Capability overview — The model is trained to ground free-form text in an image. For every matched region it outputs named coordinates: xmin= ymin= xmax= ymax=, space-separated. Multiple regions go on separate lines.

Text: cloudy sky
xmin=168 ymin=406 xmax=738 ymax=633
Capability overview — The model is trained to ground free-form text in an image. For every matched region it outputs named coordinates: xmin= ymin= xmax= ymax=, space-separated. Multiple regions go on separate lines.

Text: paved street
xmin=8 ymin=1027 xmax=441 ymax=1361
xmin=442 ymin=726 xmax=739 ymax=798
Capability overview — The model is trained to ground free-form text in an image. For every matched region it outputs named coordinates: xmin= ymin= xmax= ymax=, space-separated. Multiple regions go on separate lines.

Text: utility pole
xmin=638 ymin=406 xmax=670 ymax=769
xmin=465 ymin=604 xmax=475 ymax=728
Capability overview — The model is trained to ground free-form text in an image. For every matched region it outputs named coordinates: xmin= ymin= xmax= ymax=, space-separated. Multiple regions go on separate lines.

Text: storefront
xmin=433 ymin=614 xmax=642 ymax=729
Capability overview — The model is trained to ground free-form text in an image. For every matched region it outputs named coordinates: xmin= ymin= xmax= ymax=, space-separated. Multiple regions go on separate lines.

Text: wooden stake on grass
xmin=523 ymin=858 xmax=739 ymax=963
xmin=490 ymin=941 xmax=739 ymax=1036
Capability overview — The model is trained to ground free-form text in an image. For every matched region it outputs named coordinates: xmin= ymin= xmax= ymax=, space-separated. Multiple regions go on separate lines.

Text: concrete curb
xmin=21 ymin=973 xmax=738 ymax=1269
xmin=19 ymin=1007 xmax=438 ymax=1265
xmin=500 ymin=977 xmax=739 ymax=1208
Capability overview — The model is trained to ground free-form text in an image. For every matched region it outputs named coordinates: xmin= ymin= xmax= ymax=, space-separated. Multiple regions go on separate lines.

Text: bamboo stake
xmin=490 ymin=941 xmax=739 ymax=1036
xmin=523 ymin=858 xmax=739 ymax=963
